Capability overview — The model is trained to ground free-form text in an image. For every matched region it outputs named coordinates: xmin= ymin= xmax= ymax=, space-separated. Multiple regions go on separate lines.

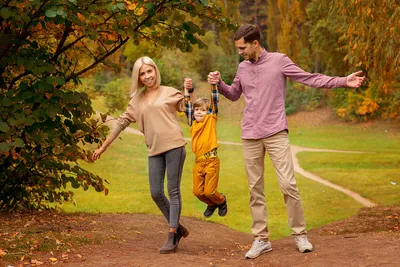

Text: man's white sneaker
xmin=245 ymin=240 xmax=272 ymax=259
xmin=294 ymin=235 xmax=313 ymax=253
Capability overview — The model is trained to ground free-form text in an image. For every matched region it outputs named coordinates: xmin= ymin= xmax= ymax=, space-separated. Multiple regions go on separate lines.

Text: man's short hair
xmin=233 ymin=24 xmax=261 ymax=43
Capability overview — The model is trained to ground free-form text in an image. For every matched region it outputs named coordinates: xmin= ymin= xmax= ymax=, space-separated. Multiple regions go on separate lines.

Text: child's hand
xmin=207 ymin=71 xmax=220 ymax=84
xmin=184 ymin=78 xmax=193 ymax=90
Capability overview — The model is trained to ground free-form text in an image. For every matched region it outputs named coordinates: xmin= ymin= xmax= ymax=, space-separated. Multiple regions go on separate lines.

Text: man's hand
xmin=207 ymin=71 xmax=221 ymax=84
xmin=346 ymin=71 xmax=366 ymax=88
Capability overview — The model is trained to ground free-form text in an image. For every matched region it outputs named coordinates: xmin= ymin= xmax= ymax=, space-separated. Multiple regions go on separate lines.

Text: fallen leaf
xmin=49 ymin=257 xmax=57 ymax=262
xmin=0 ymin=249 xmax=7 ymax=257
xmin=30 ymin=259 xmax=43 ymax=265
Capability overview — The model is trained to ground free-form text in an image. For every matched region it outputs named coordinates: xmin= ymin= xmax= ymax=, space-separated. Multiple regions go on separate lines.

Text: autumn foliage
xmin=0 ymin=0 xmax=234 ymax=211
xmin=266 ymin=0 xmax=400 ymax=121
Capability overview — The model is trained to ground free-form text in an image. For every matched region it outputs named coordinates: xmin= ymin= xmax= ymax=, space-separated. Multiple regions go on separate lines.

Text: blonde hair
xmin=130 ymin=56 xmax=162 ymax=97
xmin=193 ymin=97 xmax=210 ymax=110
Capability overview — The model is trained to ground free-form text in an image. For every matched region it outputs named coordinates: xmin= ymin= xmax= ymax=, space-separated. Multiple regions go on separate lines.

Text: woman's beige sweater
xmin=111 ymin=86 xmax=186 ymax=156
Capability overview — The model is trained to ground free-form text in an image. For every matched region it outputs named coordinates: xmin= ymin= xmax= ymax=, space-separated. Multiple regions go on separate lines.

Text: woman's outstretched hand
xmin=346 ymin=71 xmax=366 ymax=88
xmin=92 ymin=147 xmax=106 ymax=161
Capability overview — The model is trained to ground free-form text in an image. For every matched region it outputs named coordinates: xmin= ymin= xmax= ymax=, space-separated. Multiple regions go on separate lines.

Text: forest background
xmin=0 ymin=0 xmax=399 ymax=212
xmin=97 ymin=0 xmax=400 ymax=122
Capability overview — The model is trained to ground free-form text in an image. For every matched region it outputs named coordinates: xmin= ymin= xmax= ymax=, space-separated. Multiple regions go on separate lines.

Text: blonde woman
xmin=92 ymin=56 xmax=189 ymax=254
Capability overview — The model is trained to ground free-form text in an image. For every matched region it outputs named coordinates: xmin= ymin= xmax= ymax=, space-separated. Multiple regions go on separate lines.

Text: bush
xmin=328 ymin=87 xmax=381 ymax=121
xmin=90 ymin=70 xmax=119 ymax=94
xmin=285 ymin=83 xmax=327 ymax=114
xmin=103 ymin=78 xmax=131 ymax=113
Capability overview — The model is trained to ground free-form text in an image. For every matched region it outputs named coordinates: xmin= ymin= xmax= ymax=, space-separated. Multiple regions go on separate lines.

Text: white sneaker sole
xmin=245 ymin=247 xmax=273 ymax=259
xmin=298 ymin=247 xmax=313 ymax=253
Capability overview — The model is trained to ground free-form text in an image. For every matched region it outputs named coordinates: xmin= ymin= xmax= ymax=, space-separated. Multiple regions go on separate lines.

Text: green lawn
xmin=296 ymin=152 xmax=400 ymax=205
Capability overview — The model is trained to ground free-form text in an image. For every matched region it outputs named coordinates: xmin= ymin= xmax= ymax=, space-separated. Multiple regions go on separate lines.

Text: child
xmin=183 ymin=78 xmax=227 ymax=218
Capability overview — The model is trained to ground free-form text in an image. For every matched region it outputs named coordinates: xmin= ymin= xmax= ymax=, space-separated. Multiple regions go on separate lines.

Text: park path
xmin=101 ymin=114 xmax=377 ymax=207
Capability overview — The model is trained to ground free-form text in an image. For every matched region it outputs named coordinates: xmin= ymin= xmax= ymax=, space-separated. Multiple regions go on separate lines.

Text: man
xmin=207 ymin=24 xmax=365 ymax=259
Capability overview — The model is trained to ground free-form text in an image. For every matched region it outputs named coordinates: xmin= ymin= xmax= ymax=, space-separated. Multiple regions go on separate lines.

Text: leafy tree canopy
xmin=0 ymin=0 xmax=235 ymax=211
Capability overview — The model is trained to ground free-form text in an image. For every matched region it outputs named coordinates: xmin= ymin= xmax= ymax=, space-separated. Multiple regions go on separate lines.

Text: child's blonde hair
xmin=130 ymin=56 xmax=162 ymax=97
xmin=193 ymin=97 xmax=210 ymax=110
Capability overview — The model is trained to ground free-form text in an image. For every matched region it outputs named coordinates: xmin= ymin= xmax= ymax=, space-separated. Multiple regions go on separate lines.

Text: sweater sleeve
xmin=115 ymin=100 xmax=136 ymax=131
xmin=281 ymin=55 xmax=347 ymax=89
xmin=109 ymin=100 xmax=137 ymax=139
xmin=171 ymin=88 xmax=185 ymax=112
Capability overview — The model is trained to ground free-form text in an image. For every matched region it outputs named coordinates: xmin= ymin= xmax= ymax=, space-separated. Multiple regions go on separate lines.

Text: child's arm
xmin=184 ymin=78 xmax=196 ymax=103
xmin=184 ymin=78 xmax=195 ymax=126
xmin=209 ymin=84 xmax=219 ymax=116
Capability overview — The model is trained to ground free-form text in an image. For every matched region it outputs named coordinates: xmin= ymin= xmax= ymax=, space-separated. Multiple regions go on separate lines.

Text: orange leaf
xmin=77 ymin=13 xmax=85 ymax=22
xmin=0 ymin=249 xmax=7 ymax=258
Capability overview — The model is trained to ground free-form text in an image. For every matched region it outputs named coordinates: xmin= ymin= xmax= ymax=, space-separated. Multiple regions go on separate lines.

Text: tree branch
xmin=64 ymin=37 xmax=130 ymax=84
xmin=7 ymin=71 xmax=32 ymax=91
xmin=52 ymin=26 xmax=73 ymax=62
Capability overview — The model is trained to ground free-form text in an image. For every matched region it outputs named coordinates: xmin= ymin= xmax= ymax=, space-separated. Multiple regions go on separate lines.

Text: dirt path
xmin=101 ymin=114 xmax=376 ymax=207
xmin=1 ymin=211 xmax=398 ymax=267
xmin=290 ymin=145 xmax=376 ymax=207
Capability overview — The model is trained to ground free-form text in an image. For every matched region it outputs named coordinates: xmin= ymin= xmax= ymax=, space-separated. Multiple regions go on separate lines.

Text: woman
xmin=92 ymin=56 xmax=189 ymax=254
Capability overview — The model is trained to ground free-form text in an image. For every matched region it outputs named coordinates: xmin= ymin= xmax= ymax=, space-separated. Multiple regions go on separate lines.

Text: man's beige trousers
xmin=242 ymin=130 xmax=307 ymax=241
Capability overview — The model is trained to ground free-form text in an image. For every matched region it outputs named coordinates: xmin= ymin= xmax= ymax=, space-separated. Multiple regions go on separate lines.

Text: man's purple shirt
xmin=218 ymin=49 xmax=347 ymax=139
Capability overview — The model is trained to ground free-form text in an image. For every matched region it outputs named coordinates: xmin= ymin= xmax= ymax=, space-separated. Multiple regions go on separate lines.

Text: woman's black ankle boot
xmin=176 ymin=224 xmax=189 ymax=244
xmin=159 ymin=232 xmax=178 ymax=254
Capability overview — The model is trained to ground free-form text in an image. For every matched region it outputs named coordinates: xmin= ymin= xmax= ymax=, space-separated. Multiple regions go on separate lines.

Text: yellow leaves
xmin=77 ymin=13 xmax=85 ymax=22
xmin=337 ymin=108 xmax=347 ymax=118
xmin=136 ymin=7 xmax=144 ymax=16
xmin=124 ymin=0 xmax=145 ymax=15
xmin=124 ymin=0 xmax=137 ymax=11
xmin=357 ymin=98 xmax=379 ymax=116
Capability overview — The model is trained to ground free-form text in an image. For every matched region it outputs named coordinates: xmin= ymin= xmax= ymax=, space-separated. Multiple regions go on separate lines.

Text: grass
xmin=76 ymin=81 xmax=400 ymax=240
xmin=296 ymin=152 xmax=400 ymax=205
xmin=289 ymin=123 xmax=399 ymax=153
